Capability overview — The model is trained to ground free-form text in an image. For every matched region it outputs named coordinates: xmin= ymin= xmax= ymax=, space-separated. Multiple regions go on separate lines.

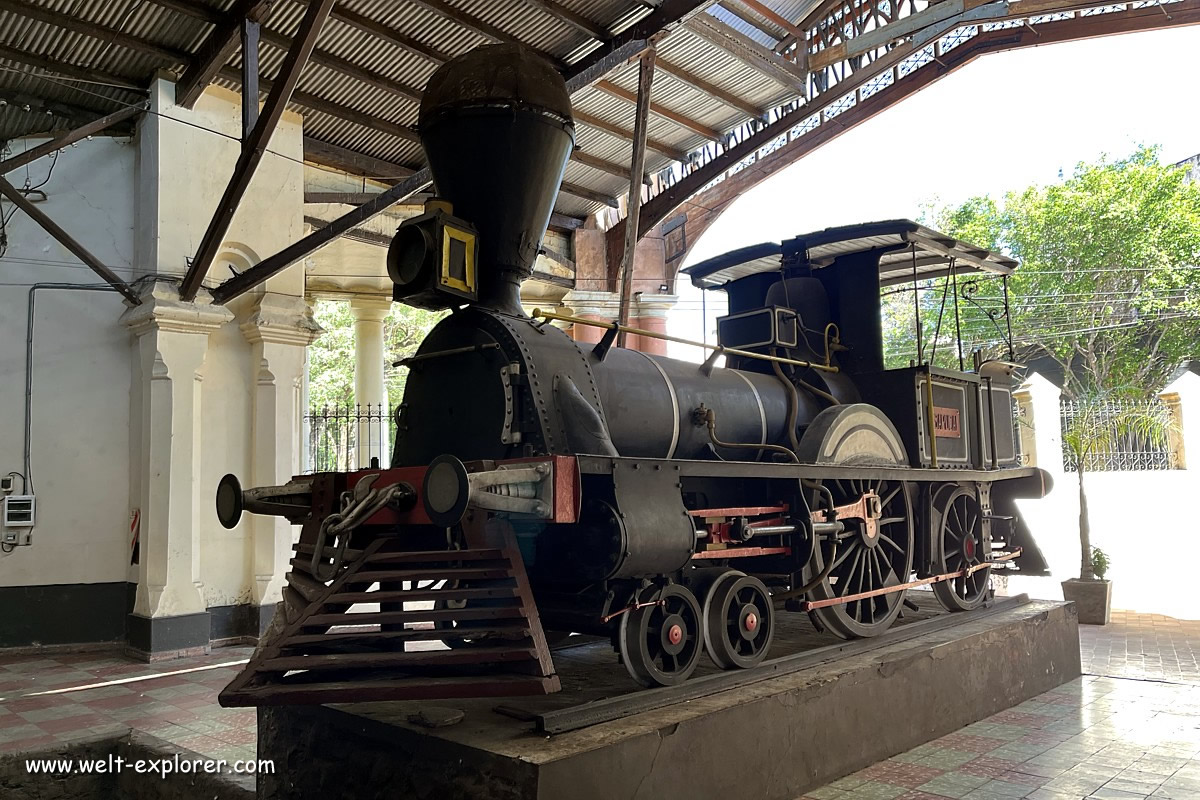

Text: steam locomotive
xmin=215 ymin=44 xmax=1051 ymax=705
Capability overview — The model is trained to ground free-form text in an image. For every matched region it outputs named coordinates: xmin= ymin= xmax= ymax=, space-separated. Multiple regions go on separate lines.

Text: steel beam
xmin=406 ymin=0 xmax=512 ymax=45
xmin=565 ymin=0 xmax=716 ymax=89
xmin=549 ymin=213 xmax=586 ymax=232
xmin=0 ymin=0 xmax=187 ymax=65
xmin=304 ymin=192 xmax=426 ymax=206
xmin=218 ymin=65 xmax=422 ymax=144
xmin=733 ymin=0 xmax=808 ymax=40
xmin=0 ymin=43 xmax=143 ymax=91
xmin=327 ymin=4 xmax=453 ymax=64
xmin=561 ymin=181 xmax=619 ymax=208
xmin=0 ymin=176 xmax=140 ymax=304
xmin=0 ymin=104 xmax=146 ymax=174
xmin=717 ymin=0 xmax=790 ymax=39
xmin=684 ymin=13 xmax=809 ymax=95
xmin=303 ymin=137 xmax=415 ymax=180
xmin=176 ymin=0 xmax=273 ymax=109
xmin=0 ymin=90 xmax=138 ymax=138
xmin=572 ymin=149 xmax=632 ymax=180
xmin=181 ymin=0 xmax=336 ymax=301
xmin=655 ymin=60 xmax=764 ymax=119
xmin=522 ymin=0 xmax=611 ymax=40
xmin=240 ymin=18 xmax=260 ymax=138
xmin=594 ymin=80 xmax=719 ymax=139
xmin=616 ymin=47 xmax=656 ymax=346
xmin=573 ymin=110 xmax=688 ymax=162
xmin=211 ymin=169 xmax=433 ymax=303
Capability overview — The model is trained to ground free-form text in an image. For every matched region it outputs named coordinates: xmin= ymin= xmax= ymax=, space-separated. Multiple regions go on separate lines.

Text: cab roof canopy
xmin=683 ymin=219 xmax=1019 ymax=290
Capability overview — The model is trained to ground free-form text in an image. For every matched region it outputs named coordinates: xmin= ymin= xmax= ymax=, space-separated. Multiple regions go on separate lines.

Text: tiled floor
xmin=0 ymin=647 xmax=254 ymax=761
xmin=4 ymin=608 xmax=1200 ymax=800
xmin=797 ymin=613 xmax=1200 ymax=800
xmin=1081 ymin=611 xmax=1200 ymax=684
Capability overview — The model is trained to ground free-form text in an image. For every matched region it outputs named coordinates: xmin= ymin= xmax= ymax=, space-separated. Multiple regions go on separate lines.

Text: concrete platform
xmin=259 ymin=596 xmax=1080 ymax=800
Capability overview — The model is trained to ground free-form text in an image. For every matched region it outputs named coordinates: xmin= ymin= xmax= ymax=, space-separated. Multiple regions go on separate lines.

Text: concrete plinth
xmin=259 ymin=599 xmax=1079 ymax=800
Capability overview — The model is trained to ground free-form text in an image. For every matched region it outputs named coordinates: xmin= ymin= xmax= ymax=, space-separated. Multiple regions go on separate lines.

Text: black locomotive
xmin=215 ymin=44 xmax=1051 ymax=705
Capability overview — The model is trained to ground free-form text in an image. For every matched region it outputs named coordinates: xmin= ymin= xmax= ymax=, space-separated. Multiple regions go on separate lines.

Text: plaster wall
xmin=136 ymin=80 xmax=304 ymax=296
xmin=0 ymin=136 xmax=136 ymax=590
xmin=0 ymin=80 xmax=310 ymax=646
xmin=1008 ymin=372 xmax=1200 ymax=619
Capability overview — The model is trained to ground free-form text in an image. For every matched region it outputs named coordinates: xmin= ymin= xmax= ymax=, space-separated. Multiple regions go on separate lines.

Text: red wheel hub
xmin=744 ymin=612 xmax=758 ymax=632
xmin=964 ymin=535 xmax=977 ymax=561
xmin=667 ymin=624 xmax=683 ymax=645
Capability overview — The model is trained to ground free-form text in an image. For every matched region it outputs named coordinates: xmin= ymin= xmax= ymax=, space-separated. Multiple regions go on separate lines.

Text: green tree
xmin=886 ymin=146 xmax=1200 ymax=397
xmin=307 ymin=299 xmax=444 ymax=410
xmin=1061 ymin=393 xmax=1173 ymax=580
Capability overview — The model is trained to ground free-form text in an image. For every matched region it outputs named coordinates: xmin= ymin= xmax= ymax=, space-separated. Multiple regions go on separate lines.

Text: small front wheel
xmin=704 ymin=572 xmax=774 ymax=670
xmin=619 ymin=584 xmax=704 ymax=688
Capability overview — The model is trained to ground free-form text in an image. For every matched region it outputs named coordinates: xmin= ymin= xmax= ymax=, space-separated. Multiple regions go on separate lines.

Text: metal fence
xmin=1059 ymin=398 xmax=1174 ymax=471
xmin=304 ymin=404 xmax=394 ymax=473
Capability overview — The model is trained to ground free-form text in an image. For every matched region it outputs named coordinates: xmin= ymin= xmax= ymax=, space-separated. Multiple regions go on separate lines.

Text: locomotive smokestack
xmin=417 ymin=44 xmax=576 ymax=315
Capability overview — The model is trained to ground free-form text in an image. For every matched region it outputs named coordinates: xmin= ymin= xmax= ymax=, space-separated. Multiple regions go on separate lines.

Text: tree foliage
xmin=307 ymin=299 xmax=444 ymax=410
xmin=1060 ymin=390 xmax=1174 ymax=580
xmin=884 ymin=146 xmax=1200 ymax=397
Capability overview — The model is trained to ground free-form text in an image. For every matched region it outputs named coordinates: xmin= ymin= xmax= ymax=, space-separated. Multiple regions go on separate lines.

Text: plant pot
xmin=1061 ymin=578 xmax=1112 ymax=625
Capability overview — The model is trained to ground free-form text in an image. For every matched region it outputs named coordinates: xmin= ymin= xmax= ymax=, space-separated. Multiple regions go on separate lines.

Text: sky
xmin=665 ymin=24 xmax=1200 ymax=359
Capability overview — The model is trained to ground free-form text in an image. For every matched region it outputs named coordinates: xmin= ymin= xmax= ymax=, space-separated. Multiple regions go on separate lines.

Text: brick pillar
xmin=631 ymin=294 xmax=677 ymax=355
xmin=561 ymin=290 xmax=618 ymax=344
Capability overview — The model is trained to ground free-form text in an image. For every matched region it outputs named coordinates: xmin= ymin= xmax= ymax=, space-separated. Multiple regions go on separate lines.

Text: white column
xmin=349 ymin=295 xmax=392 ymax=468
xmin=1160 ymin=367 xmax=1200 ymax=470
xmin=1013 ymin=372 xmax=1063 ymax=475
xmin=240 ymin=293 xmax=322 ymax=606
xmin=121 ymin=281 xmax=233 ymax=620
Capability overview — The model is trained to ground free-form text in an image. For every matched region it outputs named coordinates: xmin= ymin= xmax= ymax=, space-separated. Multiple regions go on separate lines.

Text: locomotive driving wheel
xmin=703 ymin=570 xmax=775 ymax=670
xmin=619 ymin=584 xmax=704 ymax=688
xmin=931 ymin=486 xmax=991 ymax=611
xmin=798 ymin=405 xmax=915 ymax=639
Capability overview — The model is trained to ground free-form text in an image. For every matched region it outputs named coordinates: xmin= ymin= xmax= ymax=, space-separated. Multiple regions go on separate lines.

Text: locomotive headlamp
xmin=387 ymin=199 xmax=479 ymax=310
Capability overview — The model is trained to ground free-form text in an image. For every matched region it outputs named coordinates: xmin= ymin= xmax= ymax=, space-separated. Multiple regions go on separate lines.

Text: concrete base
xmin=0 ymin=730 xmax=253 ymax=800
xmin=259 ymin=598 xmax=1080 ymax=800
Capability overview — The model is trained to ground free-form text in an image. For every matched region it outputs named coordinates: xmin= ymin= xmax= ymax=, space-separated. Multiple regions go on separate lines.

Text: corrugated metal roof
xmin=0 ymin=0 xmax=820 ymax=220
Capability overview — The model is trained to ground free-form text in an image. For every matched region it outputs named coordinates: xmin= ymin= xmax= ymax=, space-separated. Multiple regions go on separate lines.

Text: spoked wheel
xmin=797 ymin=405 xmax=916 ymax=640
xmin=703 ymin=571 xmax=775 ymax=670
xmin=808 ymin=477 xmax=915 ymax=638
xmin=619 ymin=584 xmax=704 ymax=688
xmin=932 ymin=486 xmax=991 ymax=611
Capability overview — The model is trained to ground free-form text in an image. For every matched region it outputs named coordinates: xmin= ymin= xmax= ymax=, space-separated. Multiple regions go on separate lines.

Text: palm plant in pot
xmin=1059 ymin=392 xmax=1172 ymax=624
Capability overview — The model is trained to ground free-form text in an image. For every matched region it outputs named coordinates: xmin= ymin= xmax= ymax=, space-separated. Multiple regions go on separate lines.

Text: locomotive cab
xmin=683 ymin=219 xmax=1025 ymax=474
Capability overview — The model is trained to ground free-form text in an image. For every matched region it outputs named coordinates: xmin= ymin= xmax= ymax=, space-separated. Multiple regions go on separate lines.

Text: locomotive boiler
xmin=215 ymin=43 xmax=1052 ymax=705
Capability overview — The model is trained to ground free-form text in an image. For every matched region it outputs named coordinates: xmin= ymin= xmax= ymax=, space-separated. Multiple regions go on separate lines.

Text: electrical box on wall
xmin=2 ymin=495 xmax=35 ymax=546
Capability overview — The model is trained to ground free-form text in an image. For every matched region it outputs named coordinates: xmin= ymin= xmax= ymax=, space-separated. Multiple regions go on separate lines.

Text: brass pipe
xmin=531 ymin=308 xmax=840 ymax=374
xmin=697 ymin=405 xmax=799 ymax=463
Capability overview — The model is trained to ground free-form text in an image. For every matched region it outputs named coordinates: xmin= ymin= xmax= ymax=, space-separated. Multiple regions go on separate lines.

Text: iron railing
xmin=1060 ymin=398 xmax=1174 ymax=471
xmin=304 ymin=404 xmax=394 ymax=473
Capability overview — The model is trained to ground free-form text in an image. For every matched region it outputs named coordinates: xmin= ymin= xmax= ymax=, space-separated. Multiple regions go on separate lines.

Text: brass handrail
xmin=530 ymin=308 xmax=840 ymax=374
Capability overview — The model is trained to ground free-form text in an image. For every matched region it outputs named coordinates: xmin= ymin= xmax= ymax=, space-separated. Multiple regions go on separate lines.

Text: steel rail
xmin=518 ymin=593 xmax=1031 ymax=734
xmin=530 ymin=308 xmax=840 ymax=373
